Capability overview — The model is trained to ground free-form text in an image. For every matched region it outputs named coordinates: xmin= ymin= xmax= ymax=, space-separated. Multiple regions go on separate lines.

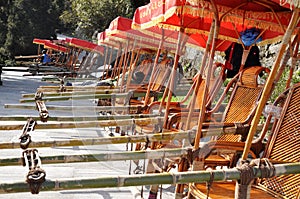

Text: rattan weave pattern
xmin=258 ymin=84 xmax=300 ymax=199
xmin=216 ymin=66 xmax=266 ymax=143
xmin=240 ymin=66 xmax=262 ymax=87
xmin=223 ymin=86 xmax=261 ymax=123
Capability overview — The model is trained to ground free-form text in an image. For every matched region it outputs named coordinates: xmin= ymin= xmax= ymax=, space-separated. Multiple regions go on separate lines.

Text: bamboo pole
xmin=22 ymin=89 xmax=120 ymax=98
xmin=101 ymin=46 xmax=109 ymax=80
xmin=0 ymin=117 xmax=164 ymax=130
xmin=4 ymin=104 xmax=144 ymax=112
xmin=162 ymin=29 xmax=186 ymax=128
xmin=116 ymin=43 xmax=126 ymax=85
xmin=0 ymin=113 xmax=160 ymax=122
xmin=106 ymin=46 xmax=114 ymax=79
xmin=0 ymin=147 xmax=189 ymax=166
xmin=0 ymin=123 xmax=266 ymax=149
xmin=19 ymin=93 xmax=136 ymax=103
xmin=286 ymin=32 xmax=299 ymax=89
xmin=38 ymin=85 xmax=118 ymax=90
xmin=0 ymin=162 xmax=299 ymax=193
xmin=36 ymin=83 xmax=191 ymax=93
xmin=111 ymin=42 xmax=122 ymax=79
xmin=194 ymin=5 xmax=220 ymax=150
xmin=126 ymin=49 xmax=140 ymax=92
xmin=241 ymin=8 xmax=300 ymax=160
xmin=19 ymin=89 xmax=189 ymax=103
xmin=119 ymin=40 xmax=131 ymax=90
xmin=184 ymin=21 xmax=215 ymax=131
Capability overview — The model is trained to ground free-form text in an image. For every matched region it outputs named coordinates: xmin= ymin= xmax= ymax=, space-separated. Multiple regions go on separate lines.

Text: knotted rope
xmin=235 ymin=158 xmax=275 ymax=199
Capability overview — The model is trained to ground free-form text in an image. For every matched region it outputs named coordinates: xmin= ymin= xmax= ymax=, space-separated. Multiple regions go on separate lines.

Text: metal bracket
xmin=35 ymin=92 xmax=49 ymax=122
xmin=19 ymin=118 xmax=36 ymax=149
xmin=22 ymin=149 xmax=46 ymax=194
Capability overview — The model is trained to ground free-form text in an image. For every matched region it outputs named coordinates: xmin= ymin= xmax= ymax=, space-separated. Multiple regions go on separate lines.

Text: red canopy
xmin=33 ymin=38 xmax=50 ymax=45
xmin=132 ymin=3 xmax=231 ymax=51
xmin=184 ymin=0 xmax=296 ymax=44
xmin=106 ymin=16 xmax=178 ymax=52
xmin=42 ymin=41 xmax=69 ymax=53
xmin=33 ymin=38 xmax=70 ymax=53
xmin=68 ymin=38 xmax=104 ymax=55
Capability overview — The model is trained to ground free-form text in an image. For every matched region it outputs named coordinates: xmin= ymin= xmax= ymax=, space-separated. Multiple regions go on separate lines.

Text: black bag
xmin=225 ymin=43 xmax=261 ymax=78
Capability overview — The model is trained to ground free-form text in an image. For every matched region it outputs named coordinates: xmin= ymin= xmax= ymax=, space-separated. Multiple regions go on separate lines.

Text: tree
xmin=2 ymin=0 xmax=66 ymax=59
xmin=60 ymin=0 xmax=134 ymax=39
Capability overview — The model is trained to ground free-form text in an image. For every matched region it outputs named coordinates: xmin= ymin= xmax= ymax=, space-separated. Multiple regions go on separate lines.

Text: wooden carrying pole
xmin=0 ymin=147 xmax=189 ymax=166
xmin=19 ymin=92 xmax=147 ymax=103
xmin=0 ymin=162 xmax=299 ymax=193
xmin=0 ymin=117 xmax=164 ymax=131
xmin=0 ymin=123 xmax=266 ymax=149
xmin=22 ymin=89 xmax=121 ymax=98
xmin=0 ymin=114 xmax=160 ymax=122
xmin=193 ymin=0 xmax=220 ymax=150
xmin=4 ymin=104 xmax=144 ymax=112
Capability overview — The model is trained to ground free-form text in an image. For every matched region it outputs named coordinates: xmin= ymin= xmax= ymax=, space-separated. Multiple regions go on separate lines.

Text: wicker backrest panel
xmin=223 ymin=85 xmax=262 ymax=123
xmin=240 ymin=66 xmax=259 ymax=87
xmin=258 ymin=83 xmax=300 ymax=199
xmin=218 ymin=66 xmax=266 ymax=142
xmin=217 ymin=133 xmax=242 ymax=142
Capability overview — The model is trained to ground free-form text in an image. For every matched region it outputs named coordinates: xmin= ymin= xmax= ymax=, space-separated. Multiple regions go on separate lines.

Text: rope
xmin=235 ymin=158 xmax=276 ymax=199
xmin=26 ymin=167 xmax=46 ymax=194
xmin=206 ymin=170 xmax=215 ymax=199
xmin=250 ymin=158 xmax=276 ymax=179
xmin=235 ymin=160 xmax=254 ymax=199
xmin=234 ymin=122 xmax=250 ymax=142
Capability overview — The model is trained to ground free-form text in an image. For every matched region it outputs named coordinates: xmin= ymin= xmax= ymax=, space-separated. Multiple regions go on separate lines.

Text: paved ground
xmin=0 ymin=71 xmax=176 ymax=199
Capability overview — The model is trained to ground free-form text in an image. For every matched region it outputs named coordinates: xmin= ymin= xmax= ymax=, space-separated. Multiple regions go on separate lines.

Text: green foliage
xmin=60 ymin=0 xmax=134 ymax=39
xmin=269 ymin=66 xmax=300 ymax=103
xmin=292 ymin=69 xmax=300 ymax=84
xmin=0 ymin=0 xmax=66 ymax=61
xmin=0 ymin=0 xmax=139 ymax=62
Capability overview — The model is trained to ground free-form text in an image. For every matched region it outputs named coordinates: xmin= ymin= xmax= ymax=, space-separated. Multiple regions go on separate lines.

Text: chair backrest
xmin=217 ymin=66 xmax=270 ymax=142
xmin=194 ymin=63 xmax=227 ymax=110
xmin=150 ymin=60 xmax=171 ymax=92
xmin=255 ymin=82 xmax=300 ymax=198
xmin=135 ymin=59 xmax=153 ymax=84
xmin=223 ymin=66 xmax=268 ymax=123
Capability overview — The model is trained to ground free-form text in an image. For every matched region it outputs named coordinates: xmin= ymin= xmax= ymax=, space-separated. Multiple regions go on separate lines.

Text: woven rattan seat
xmin=204 ymin=66 xmax=269 ymax=168
xmin=164 ymin=66 xmax=270 ymax=171
xmin=134 ymin=63 xmax=226 ymax=135
xmin=168 ymin=66 xmax=268 ymax=129
xmin=189 ymin=82 xmax=300 ymax=199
